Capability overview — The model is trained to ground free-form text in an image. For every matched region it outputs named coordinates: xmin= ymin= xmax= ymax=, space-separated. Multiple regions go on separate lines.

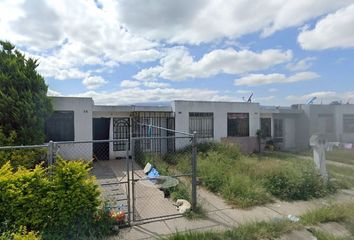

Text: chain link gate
xmin=130 ymin=133 xmax=197 ymax=224
xmin=53 ymin=139 xmax=133 ymax=226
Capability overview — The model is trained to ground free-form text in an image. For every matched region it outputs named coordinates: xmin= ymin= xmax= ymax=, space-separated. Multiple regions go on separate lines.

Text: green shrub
xmin=0 ymin=130 xmax=47 ymax=169
xmin=0 ymin=148 xmax=47 ymax=169
xmin=0 ymin=160 xmax=103 ymax=239
xmin=263 ymin=163 xmax=328 ymax=200
xmin=0 ymin=162 xmax=50 ymax=231
xmin=0 ymin=227 xmax=41 ymax=240
xmin=221 ymin=175 xmax=272 ymax=208
xmin=198 ymin=151 xmax=231 ymax=192
xmin=170 ymin=182 xmax=191 ymax=201
xmin=44 ymin=160 xmax=101 ymax=237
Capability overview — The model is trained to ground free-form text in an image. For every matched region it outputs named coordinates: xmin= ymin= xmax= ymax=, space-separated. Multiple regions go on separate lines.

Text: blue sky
xmin=1 ymin=0 xmax=354 ymax=105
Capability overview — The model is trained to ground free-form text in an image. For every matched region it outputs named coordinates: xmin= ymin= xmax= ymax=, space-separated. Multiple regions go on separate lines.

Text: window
xmin=189 ymin=112 xmax=214 ymax=138
xmin=227 ymin=113 xmax=249 ymax=137
xmin=273 ymin=119 xmax=283 ymax=142
xmin=45 ymin=111 xmax=74 ymax=141
xmin=343 ymin=114 xmax=354 ymax=133
xmin=318 ymin=114 xmax=334 ymax=133
xmin=113 ymin=118 xmax=130 ymax=151
xmin=260 ymin=118 xmax=271 ymax=137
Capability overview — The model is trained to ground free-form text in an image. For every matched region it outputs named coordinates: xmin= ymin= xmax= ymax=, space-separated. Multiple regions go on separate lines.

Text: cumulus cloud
xmin=298 ymin=4 xmax=354 ymax=50
xmin=235 ymin=71 xmax=319 ymax=86
xmin=143 ymin=82 xmax=170 ymax=88
xmin=286 ymin=91 xmax=354 ymax=104
xmin=134 ymin=47 xmax=292 ymax=81
xmin=72 ymin=87 xmax=239 ymax=105
xmin=82 ymin=76 xmax=108 ymax=89
xmin=120 ymin=80 xmax=141 ymax=88
xmin=118 ymin=0 xmax=351 ymax=44
xmin=286 ymin=57 xmax=316 ymax=71
xmin=0 ymin=0 xmax=160 ymax=81
xmin=47 ymin=88 xmax=62 ymax=96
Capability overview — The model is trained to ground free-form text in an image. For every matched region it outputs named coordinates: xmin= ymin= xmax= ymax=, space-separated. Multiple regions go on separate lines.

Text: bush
xmin=0 ymin=160 xmax=103 ymax=239
xmin=0 ymin=227 xmax=40 ymax=240
xmin=221 ymin=175 xmax=271 ymax=208
xmin=263 ymin=163 xmax=328 ymax=200
xmin=0 ymin=149 xmax=47 ymax=169
xmin=0 ymin=130 xmax=47 ymax=169
xmin=44 ymin=160 xmax=101 ymax=237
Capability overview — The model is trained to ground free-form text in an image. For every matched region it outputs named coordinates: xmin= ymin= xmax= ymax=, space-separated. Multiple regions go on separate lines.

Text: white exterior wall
xmin=172 ymin=101 xmax=261 ymax=141
xmin=335 ymin=105 xmax=354 ymax=142
xmin=51 ymin=97 xmax=94 ymax=160
xmin=284 ymin=118 xmax=295 ymax=149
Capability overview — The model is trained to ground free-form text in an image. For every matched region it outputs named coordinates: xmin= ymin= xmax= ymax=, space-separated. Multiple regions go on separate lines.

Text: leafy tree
xmin=0 ymin=41 xmax=52 ymax=145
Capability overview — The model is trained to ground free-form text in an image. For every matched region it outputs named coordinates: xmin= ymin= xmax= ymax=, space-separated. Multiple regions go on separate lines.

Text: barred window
xmin=189 ymin=112 xmax=214 ymax=138
xmin=343 ymin=114 xmax=354 ymax=133
xmin=227 ymin=113 xmax=249 ymax=137
xmin=273 ymin=118 xmax=283 ymax=142
xmin=260 ymin=118 xmax=272 ymax=137
xmin=45 ymin=111 xmax=74 ymax=141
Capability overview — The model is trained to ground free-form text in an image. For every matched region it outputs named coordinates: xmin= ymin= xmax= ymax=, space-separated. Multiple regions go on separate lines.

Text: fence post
xmin=131 ymin=139 xmax=136 ymax=222
xmin=191 ymin=131 xmax=197 ymax=210
xmin=47 ymin=140 xmax=54 ymax=166
xmin=125 ymin=139 xmax=131 ymax=224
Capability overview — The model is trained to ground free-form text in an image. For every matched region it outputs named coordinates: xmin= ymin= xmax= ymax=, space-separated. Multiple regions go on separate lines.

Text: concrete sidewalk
xmin=114 ymin=187 xmax=354 ymax=240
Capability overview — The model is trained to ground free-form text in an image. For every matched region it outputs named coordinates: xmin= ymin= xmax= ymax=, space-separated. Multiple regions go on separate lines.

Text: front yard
xmin=146 ymin=142 xmax=354 ymax=209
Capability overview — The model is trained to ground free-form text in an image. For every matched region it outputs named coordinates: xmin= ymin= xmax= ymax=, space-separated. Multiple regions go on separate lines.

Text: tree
xmin=0 ymin=41 xmax=52 ymax=145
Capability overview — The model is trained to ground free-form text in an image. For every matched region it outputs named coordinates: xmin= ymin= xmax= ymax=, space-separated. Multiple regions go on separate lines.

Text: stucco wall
xmin=51 ymin=97 xmax=94 ymax=160
xmin=298 ymin=104 xmax=354 ymax=144
xmin=172 ymin=100 xmax=261 ymax=141
xmin=335 ymin=105 xmax=354 ymax=142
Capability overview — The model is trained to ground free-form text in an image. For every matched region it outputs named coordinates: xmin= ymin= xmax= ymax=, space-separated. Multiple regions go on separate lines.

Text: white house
xmin=46 ymin=97 xmax=354 ymax=160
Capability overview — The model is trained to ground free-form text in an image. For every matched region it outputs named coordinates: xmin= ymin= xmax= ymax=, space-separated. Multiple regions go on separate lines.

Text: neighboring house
xmin=45 ymin=97 xmax=354 ymax=160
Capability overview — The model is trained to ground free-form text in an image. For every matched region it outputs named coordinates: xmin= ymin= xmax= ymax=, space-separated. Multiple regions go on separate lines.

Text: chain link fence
xmin=131 ymin=135 xmax=197 ymax=222
xmin=0 ymin=144 xmax=49 ymax=169
xmin=0 ymin=133 xmax=198 ymax=225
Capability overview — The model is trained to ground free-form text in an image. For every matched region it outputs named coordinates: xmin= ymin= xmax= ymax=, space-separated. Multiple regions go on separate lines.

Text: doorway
xmin=93 ymin=118 xmax=110 ymax=160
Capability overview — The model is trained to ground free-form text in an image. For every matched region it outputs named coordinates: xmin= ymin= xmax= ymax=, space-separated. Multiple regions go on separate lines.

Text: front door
xmin=113 ymin=118 xmax=130 ymax=155
xmin=93 ymin=118 xmax=110 ymax=160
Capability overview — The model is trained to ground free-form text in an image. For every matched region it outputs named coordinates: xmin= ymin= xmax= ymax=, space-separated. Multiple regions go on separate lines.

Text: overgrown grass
xmin=137 ymin=142 xmax=348 ymax=209
xmin=326 ymin=149 xmax=354 ymax=166
xmin=164 ymin=220 xmax=297 ymax=240
xmin=310 ymin=229 xmax=347 ymax=240
xmin=177 ymin=142 xmax=334 ymax=208
xmin=165 ymin=202 xmax=354 ymax=240
xmin=300 ymin=202 xmax=354 ymax=225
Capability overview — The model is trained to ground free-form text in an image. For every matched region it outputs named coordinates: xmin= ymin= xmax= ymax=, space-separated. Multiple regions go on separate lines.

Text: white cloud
xmin=235 ymin=71 xmax=319 ymax=86
xmin=120 ymin=80 xmax=141 ymax=88
xmin=268 ymin=88 xmax=278 ymax=92
xmin=135 ymin=47 xmax=292 ymax=81
xmin=0 ymin=0 xmax=160 ymax=81
xmin=286 ymin=91 xmax=354 ymax=104
xmin=143 ymin=82 xmax=170 ymax=88
xmin=118 ymin=0 xmax=352 ymax=44
xmin=82 ymin=76 xmax=108 ymax=89
xmin=286 ymin=57 xmax=316 ymax=71
xmin=298 ymin=4 xmax=354 ymax=50
xmin=47 ymin=88 xmax=61 ymax=96
xmin=71 ymin=87 xmax=239 ymax=105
